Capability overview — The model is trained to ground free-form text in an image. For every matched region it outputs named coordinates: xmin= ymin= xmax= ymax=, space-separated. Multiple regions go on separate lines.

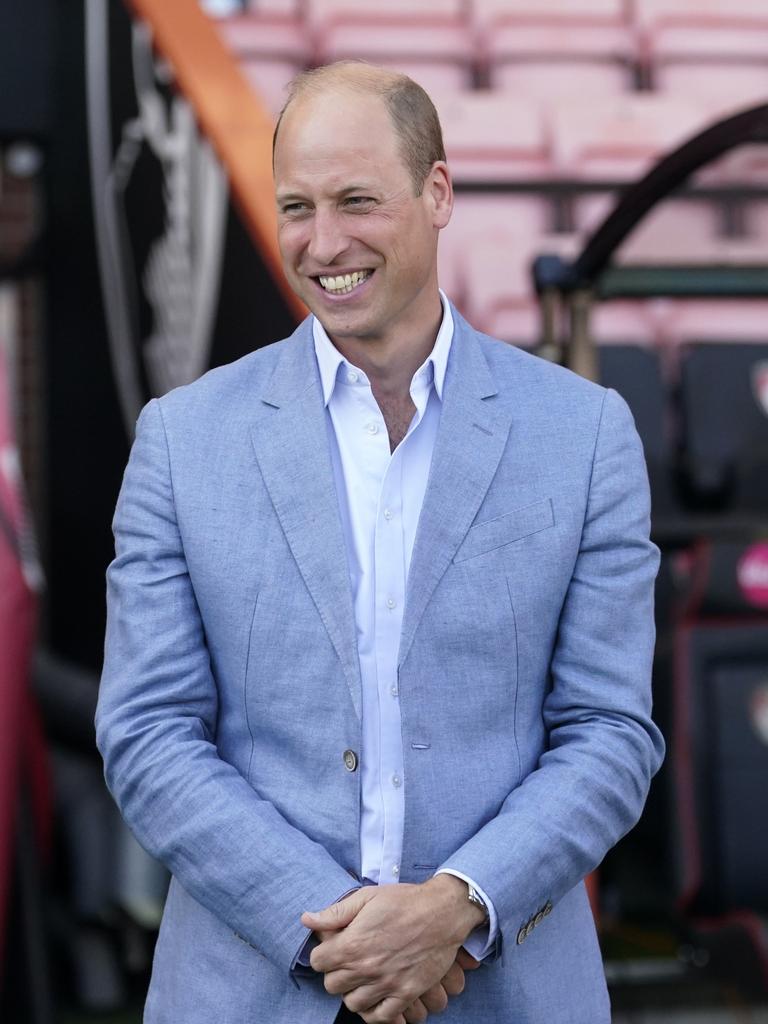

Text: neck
xmin=329 ymin=293 xmax=444 ymax=401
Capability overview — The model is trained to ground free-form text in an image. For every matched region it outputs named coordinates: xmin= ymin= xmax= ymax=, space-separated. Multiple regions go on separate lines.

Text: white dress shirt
xmin=312 ymin=292 xmax=497 ymax=960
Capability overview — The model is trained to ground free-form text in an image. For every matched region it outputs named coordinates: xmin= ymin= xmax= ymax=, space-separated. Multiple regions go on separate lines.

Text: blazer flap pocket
xmin=454 ymin=498 xmax=554 ymax=563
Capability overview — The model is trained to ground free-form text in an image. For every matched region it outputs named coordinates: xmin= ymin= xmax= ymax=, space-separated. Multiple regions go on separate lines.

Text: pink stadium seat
xmin=432 ymin=91 xmax=551 ymax=182
xmin=636 ymin=0 xmax=768 ymax=100
xmin=439 ymin=194 xmax=553 ymax=305
xmin=316 ymin=25 xmax=473 ymax=93
xmin=306 ymin=0 xmax=473 ymax=91
xmin=245 ymin=0 xmax=301 ymax=14
xmin=217 ymin=15 xmax=309 ymax=112
xmin=634 ymin=0 xmax=768 ymax=30
xmin=474 ymin=0 xmax=636 ymax=95
xmin=590 ymin=300 xmax=669 ymax=345
xmin=240 ymin=58 xmax=301 ymax=113
xmin=663 ymin=301 xmax=768 ymax=346
xmin=693 ymin=144 xmax=768 ymax=188
xmin=614 ymin=200 xmax=719 ymax=265
xmin=549 ymin=95 xmax=727 ymax=181
xmin=458 ymin=231 xmax=580 ymax=346
xmin=307 ymin=0 xmax=464 ymax=24
xmin=217 ymin=14 xmax=309 ymax=63
xmin=491 ymin=59 xmax=632 ymax=98
xmin=654 ymin=63 xmax=768 ymax=106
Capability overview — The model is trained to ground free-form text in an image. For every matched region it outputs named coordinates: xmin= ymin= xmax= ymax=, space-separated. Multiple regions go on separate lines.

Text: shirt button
xmin=347 ymin=370 xmax=359 ymax=383
xmin=390 ymin=685 xmax=399 ymax=697
xmin=386 ymin=597 xmax=397 ymax=610
xmin=392 ymin=865 xmax=400 ymax=877
xmin=343 ymin=749 xmax=358 ymax=772
xmin=383 ymin=508 xmax=393 ymax=520
xmin=365 ymin=422 xmax=378 ymax=434
xmin=391 ymin=773 xmax=401 ymax=788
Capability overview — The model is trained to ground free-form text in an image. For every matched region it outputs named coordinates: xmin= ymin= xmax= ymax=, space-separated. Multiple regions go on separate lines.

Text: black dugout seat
xmin=679 ymin=343 xmax=768 ymax=514
xmin=597 ymin=345 xmax=680 ymax=530
xmin=672 ymin=540 xmax=768 ymax=917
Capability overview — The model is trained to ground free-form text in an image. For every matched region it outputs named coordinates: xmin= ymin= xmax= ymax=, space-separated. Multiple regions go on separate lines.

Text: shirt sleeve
xmin=434 ymin=868 xmax=498 ymax=961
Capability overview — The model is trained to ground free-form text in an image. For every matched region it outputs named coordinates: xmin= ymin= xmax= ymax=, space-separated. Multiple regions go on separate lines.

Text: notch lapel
xmin=399 ymin=314 xmax=514 ymax=669
xmin=248 ymin=321 xmax=362 ymax=719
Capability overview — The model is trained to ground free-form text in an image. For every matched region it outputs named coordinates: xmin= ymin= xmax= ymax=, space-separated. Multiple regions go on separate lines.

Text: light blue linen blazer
xmin=96 ymin=307 xmax=665 ymax=1023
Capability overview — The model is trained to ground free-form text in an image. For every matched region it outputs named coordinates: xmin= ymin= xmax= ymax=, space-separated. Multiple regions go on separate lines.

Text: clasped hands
xmin=301 ymin=875 xmax=484 ymax=1024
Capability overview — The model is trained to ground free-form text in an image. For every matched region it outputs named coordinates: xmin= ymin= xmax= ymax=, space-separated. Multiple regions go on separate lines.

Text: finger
xmin=440 ymin=961 xmax=465 ymax=996
xmin=360 ymin=1012 xmax=406 ymax=1024
xmin=323 ymin=968 xmax=378 ymax=996
xmin=418 ymin=984 xmax=448 ymax=1014
xmin=301 ymin=888 xmax=374 ymax=932
xmin=455 ymin=948 xmax=481 ymax=971
xmin=361 ymin=997 xmax=412 ymax=1023
xmin=404 ymin=997 xmax=429 ymax=1023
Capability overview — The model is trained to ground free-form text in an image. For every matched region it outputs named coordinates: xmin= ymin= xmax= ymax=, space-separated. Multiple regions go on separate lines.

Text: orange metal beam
xmin=125 ymin=0 xmax=307 ymax=323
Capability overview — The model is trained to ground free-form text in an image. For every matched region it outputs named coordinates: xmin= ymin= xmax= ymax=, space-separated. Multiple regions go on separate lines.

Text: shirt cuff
xmin=434 ymin=869 xmax=499 ymax=961
xmin=290 ymin=886 xmax=361 ymax=971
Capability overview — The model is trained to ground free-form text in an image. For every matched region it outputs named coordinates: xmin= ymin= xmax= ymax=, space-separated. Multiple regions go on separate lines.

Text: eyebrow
xmin=276 ymin=184 xmax=377 ymax=204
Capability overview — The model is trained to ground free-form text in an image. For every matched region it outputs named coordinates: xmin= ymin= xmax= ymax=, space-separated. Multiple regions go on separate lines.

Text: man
xmin=96 ymin=62 xmax=664 ymax=1023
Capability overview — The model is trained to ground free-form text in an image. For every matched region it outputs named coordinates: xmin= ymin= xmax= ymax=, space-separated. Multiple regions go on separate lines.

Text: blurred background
xmin=1 ymin=0 xmax=767 ymax=1021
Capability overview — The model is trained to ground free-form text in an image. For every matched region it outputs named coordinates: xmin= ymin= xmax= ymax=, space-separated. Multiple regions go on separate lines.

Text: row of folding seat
xmin=211 ymin=0 xmax=768 ymax=104
xmin=597 ymin=342 xmax=768 ymax=525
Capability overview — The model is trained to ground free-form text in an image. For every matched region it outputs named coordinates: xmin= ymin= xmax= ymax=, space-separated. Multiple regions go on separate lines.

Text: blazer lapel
xmin=249 ymin=320 xmax=362 ymax=719
xmin=399 ymin=311 xmax=514 ymax=669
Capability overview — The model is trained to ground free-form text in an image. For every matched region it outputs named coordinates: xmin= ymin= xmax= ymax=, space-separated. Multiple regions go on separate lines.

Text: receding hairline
xmin=272 ymin=61 xmax=447 ymax=192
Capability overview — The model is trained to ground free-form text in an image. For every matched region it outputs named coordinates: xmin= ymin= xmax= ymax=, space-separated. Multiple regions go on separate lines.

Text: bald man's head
xmin=272 ymin=62 xmax=446 ymax=196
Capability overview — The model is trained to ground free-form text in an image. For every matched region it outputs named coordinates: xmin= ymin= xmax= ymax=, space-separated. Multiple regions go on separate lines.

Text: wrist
xmin=423 ymin=874 xmax=488 ymax=944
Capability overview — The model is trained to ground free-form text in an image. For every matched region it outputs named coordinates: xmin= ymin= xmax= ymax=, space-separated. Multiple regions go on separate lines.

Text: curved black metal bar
xmin=532 ymin=102 xmax=768 ymax=295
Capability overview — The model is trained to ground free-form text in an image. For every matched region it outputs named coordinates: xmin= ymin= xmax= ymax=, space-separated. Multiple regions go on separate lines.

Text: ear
xmin=424 ymin=161 xmax=453 ymax=230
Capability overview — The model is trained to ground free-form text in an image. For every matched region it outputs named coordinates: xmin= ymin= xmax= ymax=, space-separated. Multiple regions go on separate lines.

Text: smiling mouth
xmin=316 ymin=270 xmax=373 ymax=295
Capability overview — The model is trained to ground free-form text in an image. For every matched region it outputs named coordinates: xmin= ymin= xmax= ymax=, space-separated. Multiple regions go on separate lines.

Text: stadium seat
xmin=245 ymin=0 xmax=301 ymax=14
xmin=315 ymin=26 xmax=473 ymax=93
xmin=636 ymin=0 xmax=768 ymax=100
xmin=216 ymin=14 xmax=308 ymax=110
xmin=432 ymin=91 xmax=551 ymax=182
xmin=549 ymin=95 xmax=723 ymax=181
xmin=440 ymin=194 xmax=553 ymax=306
xmin=473 ymin=0 xmax=635 ymax=94
xmin=458 ymin=231 xmax=580 ymax=346
xmin=671 ymin=540 xmax=768 ymax=915
xmin=693 ymin=144 xmax=768 ymax=189
xmin=306 ymin=0 xmax=473 ymax=92
xmin=665 ymin=302 xmax=768 ymax=348
xmin=596 ymin=343 xmax=679 ymax=523
xmin=678 ymin=343 xmax=768 ymax=512
xmin=613 ymin=200 xmax=720 ymax=265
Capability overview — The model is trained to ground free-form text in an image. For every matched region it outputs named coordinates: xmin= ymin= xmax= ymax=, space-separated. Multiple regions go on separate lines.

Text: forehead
xmin=273 ymin=88 xmax=408 ymax=193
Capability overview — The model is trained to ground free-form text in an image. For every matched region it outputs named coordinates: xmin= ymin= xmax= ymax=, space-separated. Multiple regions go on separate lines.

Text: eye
xmin=343 ymin=196 xmax=374 ymax=210
xmin=281 ymin=201 xmax=309 ymax=216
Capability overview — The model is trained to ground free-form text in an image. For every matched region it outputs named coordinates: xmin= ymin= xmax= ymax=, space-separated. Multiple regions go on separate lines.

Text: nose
xmin=307 ymin=207 xmax=349 ymax=267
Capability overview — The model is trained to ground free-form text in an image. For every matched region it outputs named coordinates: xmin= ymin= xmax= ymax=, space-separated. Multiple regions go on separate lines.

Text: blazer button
xmin=343 ymin=749 xmax=358 ymax=772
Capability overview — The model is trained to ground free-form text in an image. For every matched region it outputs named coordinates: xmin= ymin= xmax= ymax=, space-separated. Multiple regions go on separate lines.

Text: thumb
xmin=301 ymin=888 xmax=372 ymax=931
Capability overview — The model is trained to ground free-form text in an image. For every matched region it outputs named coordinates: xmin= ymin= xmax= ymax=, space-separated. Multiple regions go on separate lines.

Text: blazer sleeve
xmin=437 ymin=387 xmax=665 ymax=948
xmin=95 ymin=399 xmax=357 ymax=974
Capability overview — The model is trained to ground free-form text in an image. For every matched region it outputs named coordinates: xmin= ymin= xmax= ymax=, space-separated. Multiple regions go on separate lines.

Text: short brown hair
xmin=272 ymin=61 xmax=446 ymax=195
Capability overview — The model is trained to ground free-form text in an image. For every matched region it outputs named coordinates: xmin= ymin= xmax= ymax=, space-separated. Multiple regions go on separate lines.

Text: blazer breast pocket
xmin=453 ymin=498 xmax=555 ymax=563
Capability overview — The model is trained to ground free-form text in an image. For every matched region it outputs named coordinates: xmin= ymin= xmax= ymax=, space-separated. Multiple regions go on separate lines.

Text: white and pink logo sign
xmin=737 ymin=542 xmax=768 ymax=609
xmin=752 ymin=361 xmax=768 ymax=418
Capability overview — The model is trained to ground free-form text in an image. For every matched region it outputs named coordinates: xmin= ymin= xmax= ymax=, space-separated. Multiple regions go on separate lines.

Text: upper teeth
xmin=319 ymin=271 xmax=371 ymax=294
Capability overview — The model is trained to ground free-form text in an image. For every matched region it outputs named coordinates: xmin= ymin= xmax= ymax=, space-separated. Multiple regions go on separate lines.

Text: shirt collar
xmin=313 ymin=290 xmax=454 ymax=408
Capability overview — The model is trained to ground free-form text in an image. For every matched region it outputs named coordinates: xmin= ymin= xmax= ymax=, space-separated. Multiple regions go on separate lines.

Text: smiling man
xmin=97 ymin=62 xmax=664 ymax=1024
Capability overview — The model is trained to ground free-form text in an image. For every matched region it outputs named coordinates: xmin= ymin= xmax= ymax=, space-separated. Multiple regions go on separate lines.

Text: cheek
xmin=277 ymin=225 xmax=307 ymax=265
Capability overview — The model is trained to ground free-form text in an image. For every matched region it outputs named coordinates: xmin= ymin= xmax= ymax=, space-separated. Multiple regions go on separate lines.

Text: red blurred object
xmin=0 ymin=345 xmax=47 ymax=973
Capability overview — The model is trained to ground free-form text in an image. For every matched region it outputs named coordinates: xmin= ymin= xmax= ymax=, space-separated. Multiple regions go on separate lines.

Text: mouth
xmin=314 ymin=269 xmax=374 ymax=297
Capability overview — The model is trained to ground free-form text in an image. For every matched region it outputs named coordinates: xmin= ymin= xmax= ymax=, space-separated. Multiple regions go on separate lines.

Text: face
xmin=273 ymin=89 xmax=452 ymax=351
